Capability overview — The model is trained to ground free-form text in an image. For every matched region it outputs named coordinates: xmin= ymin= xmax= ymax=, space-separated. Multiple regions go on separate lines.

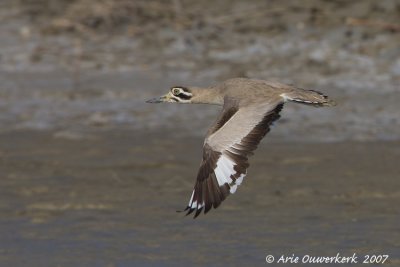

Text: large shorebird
xmin=147 ymin=78 xmax=335 ymax=218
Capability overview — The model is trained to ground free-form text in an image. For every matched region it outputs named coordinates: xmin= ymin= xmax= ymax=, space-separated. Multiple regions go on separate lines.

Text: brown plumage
xmin=146 ymin=78 xmax=336 ymax=218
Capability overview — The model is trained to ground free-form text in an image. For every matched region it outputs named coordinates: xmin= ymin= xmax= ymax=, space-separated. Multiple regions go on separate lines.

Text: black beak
xmin=146 ymin=96 xmax=165 ymax=103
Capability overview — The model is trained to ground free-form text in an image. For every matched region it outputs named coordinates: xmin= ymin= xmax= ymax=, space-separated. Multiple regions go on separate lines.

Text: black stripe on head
xmin=177 ymin=92 xmax=192 ymax=100
xmin=171 ymin=86 xmax=192 ymax=101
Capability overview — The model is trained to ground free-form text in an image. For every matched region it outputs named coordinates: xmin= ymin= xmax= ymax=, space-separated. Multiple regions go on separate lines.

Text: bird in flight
xmin=147 ymin=78 xmax=335 ymax=218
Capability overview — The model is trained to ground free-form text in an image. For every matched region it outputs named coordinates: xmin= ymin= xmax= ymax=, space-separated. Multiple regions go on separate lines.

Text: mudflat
xmin=0 ymin=130 xmax=399 ymax=266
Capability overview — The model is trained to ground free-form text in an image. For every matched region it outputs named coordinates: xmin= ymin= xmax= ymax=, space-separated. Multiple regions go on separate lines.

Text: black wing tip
xmin=177 ymin=205 xmax=213 ymax=219
xmin=193 ymin=207 xmax=203 ymax=218
xmin=204 ymin=205 xmax=212 ymax=214
xmin=186 ymin=207 xmax=195 ymax=216
xmin=177 ymin=206 xmax=200 ymax=218
xmin=176 ymin=206 xmax=190 ymax=213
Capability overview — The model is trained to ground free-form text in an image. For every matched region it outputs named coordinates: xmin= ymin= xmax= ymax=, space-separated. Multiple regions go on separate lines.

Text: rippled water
xmin=0 ymin=131 xmax=399 ymax=266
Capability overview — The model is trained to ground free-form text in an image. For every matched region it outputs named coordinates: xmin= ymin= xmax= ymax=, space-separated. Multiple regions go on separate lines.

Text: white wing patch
xmin=230 ymin=173 xmax=245 ymax=193
xmin=215 ymin=155 xmax=235 ymax=186
xmin=186 ymin=153 xmax=247 ymax=209
xmin=215 ymin=154 xmax=246 ymax=194
xmin=184 ymin=102 xmax=285 ymax=217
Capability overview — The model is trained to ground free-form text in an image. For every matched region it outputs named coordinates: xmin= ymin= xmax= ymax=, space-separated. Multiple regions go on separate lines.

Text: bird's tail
xmin=282 ymin=88 xmax=336 ymax=107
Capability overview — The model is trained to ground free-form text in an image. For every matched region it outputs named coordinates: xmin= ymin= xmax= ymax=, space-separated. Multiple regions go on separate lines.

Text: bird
xmin=146 ymin=78 xmax=336 ymax=218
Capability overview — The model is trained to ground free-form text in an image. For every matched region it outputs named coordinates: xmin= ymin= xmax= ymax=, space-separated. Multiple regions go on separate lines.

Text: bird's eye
xmin=172 ymin=88 xmax=181 ymax=96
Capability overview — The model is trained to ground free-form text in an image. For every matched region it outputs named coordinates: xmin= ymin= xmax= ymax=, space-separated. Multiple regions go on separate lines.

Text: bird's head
xmin=146 ymin=86 xmax=193 ymax=104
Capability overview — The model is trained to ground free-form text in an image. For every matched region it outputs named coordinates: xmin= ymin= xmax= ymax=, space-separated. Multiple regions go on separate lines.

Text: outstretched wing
xmin=183 ymin=99 xmax=284 ymax=218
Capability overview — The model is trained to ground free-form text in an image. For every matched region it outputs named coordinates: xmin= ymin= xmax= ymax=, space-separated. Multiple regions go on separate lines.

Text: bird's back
xmin=218 ymin=78 xmax=335 ymax=107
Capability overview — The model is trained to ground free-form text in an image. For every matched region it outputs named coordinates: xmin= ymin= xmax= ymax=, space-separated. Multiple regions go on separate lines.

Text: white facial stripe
xmin=171 ymin=95 xmax=191 ymax=103
xmin=171 ymin=87 xmax=192 ymax=96
xmin=170 ymin=96 xmax=180 ymax=102
xmin=180 ymin=91 xmax=192 ymax=97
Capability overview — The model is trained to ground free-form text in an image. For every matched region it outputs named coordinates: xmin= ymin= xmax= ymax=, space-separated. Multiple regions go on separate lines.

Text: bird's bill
xmin=146 ymin=93 xmax=171 ymax=103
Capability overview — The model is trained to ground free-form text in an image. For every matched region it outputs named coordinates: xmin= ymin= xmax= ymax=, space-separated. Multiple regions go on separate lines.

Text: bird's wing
xmin=183 ymin=99 xmax=284 ymax=218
